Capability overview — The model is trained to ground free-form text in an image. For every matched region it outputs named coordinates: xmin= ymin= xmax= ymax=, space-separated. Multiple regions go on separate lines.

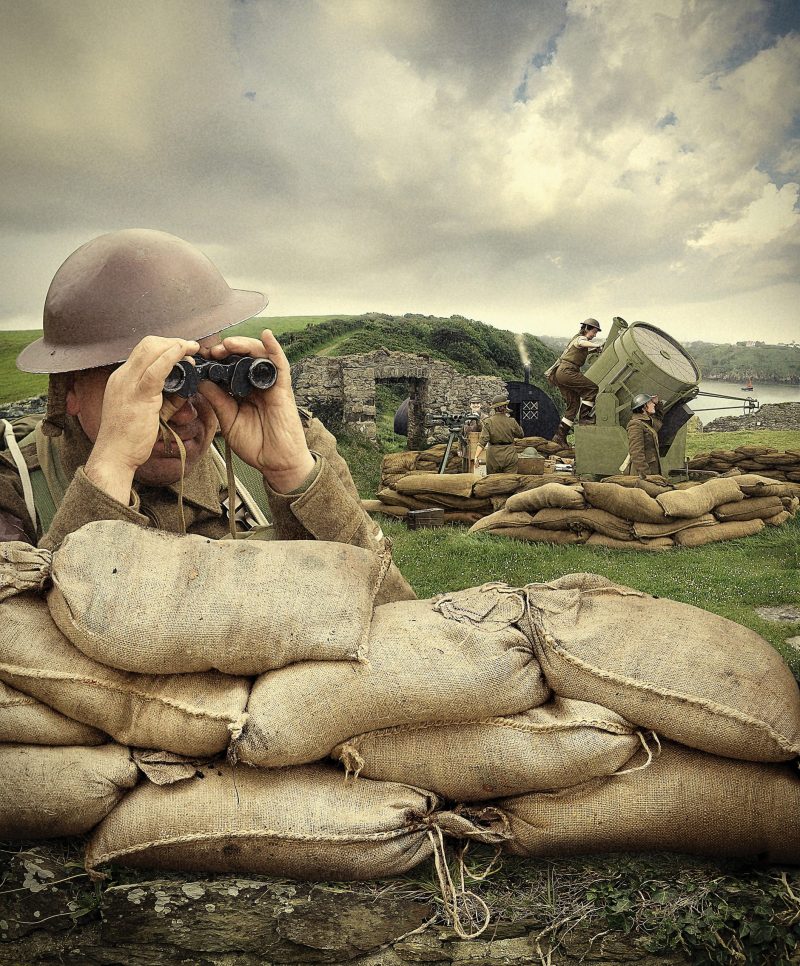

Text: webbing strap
xmin=209 ymin=438 xmax=270 ymax=528
xmin=1 ymin=419 xmax=38 ymax=532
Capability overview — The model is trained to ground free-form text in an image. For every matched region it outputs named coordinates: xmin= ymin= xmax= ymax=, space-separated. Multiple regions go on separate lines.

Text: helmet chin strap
xmin=158 ymin=418 xmax=187 ymax=536
xmin=41 ymin=374 xmax=70 ymax=438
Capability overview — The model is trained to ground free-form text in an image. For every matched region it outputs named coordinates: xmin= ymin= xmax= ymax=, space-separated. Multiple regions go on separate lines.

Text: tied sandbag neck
xmin=427 ymin=826 xmax=491 ymax=939
xmin=424 ymin=805 xmax=512 ymax=939
xmin=0 ymin=542 xmax=52 ymax=602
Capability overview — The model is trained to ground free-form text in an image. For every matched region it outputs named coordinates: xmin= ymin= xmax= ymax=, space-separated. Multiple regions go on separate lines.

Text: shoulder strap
xmin=209 ymin=437 xmax=270 ymax=527
xmin=1 ymin=419 xmax=39 ymax=533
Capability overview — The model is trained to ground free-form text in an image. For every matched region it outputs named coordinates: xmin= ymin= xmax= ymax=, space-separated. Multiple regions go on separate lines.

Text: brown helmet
xmin=580 ymin=318 xmax=601 ymax=333
xmin=17 ymin=229 xmax=267 ymax=373
xmin=490 ymin=394 xmax=510 ymax=410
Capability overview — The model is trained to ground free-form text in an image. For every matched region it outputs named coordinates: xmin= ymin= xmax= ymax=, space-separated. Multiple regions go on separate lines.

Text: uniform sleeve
xmin=0 ymin=459 xmax=36 ymax=543
xmin=626 ymin=420 xmax=649 ymax=478
xmin=263 ymin=418 xmax=416 ymax=604
xmin=40 ymin=467 xmax=147 ymax=551
xmin=478 ymin=421 xmax=490 ymax=446
xmin=512 ymin=419 xmax=524 ymax=439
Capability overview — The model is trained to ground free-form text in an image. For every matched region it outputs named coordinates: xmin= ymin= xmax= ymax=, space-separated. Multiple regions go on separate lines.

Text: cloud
xmin=0 ymin=0 xmax=798 ymax=348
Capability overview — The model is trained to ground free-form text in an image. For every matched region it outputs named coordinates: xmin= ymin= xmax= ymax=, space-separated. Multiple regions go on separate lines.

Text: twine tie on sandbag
xmin=0 ymin=542 xmax=52 ymax=602
xmin=614 ymin=730 xmax=661 ymax=776
xmin=426 ymin=825 xmax=492 ymax=940
xmin=339 ymin=743 xmax=365 ymax=780
xmin=424 ymin=806 xmax=513 ymax=939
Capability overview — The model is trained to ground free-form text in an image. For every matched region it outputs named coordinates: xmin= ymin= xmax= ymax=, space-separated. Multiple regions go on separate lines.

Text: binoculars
xmin=163 ymin=354 xmax=278 ymax=399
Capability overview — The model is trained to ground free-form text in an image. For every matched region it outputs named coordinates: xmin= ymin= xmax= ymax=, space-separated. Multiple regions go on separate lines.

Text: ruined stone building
xmin=290 ymin=349 xmax=504 ymax=448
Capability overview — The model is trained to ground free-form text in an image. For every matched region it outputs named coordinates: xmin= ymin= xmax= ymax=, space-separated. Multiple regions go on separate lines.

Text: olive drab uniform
xmin=0 ymin=411 xmax=415 ymax=605
xmin=626 ymin=405 xmax=664 ymax=478
xmin=477 ymin=412 xmax=523 ymax=474
xmin=551 ymin=334 xmax=601 ymax=424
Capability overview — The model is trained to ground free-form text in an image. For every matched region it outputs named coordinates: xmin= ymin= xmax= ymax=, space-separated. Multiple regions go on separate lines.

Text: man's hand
xmin=84 ymin=337 xmax=200 ymax=502
xmin=197 ymin=330 xmax=315 ymax=493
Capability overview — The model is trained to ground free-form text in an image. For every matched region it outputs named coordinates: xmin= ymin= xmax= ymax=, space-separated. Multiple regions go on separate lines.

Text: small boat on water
xmin=741 ymin=378 xmax=754 ymax=391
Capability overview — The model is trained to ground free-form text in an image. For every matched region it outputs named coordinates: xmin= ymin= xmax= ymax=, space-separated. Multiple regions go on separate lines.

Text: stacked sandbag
xmin=514 ymin=436 xmax=575 ymax=461
xmin=46 ymin=522 xmax=394 ymax=672
xmin=1 ymin=743 xmax=138 ymax=839
xmin=331 ymin=697 xmax=646 ymax=801
xmin=468 ymin=475 xmax=797 ymax=549
xmin=688 ymin=446 xmax=800 ymax=486
xmin=380 ymin=450 xmax=420 ymax=488
xmin=84 ymin=762 xmax=508 ymax=881
xmin=460 ymin=573 xmax=800 ymax=863
xmin=0 ymin=593 xmax=250 ymax=756
xmin=491 ymin=742 xmax=800 ymax=863
xmin=523 ymin=573 xmax=800 ymax=761
xmin=232 ymin=584 xmax=550 ymax=767
xmin=374 ymin=471 xmax=495 ymax=523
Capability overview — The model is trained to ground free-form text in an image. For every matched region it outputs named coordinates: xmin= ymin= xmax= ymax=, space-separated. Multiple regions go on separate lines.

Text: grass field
xmin=0 ymin=317 xmax=355 ymax=405
xmin=337 ymin=428 xmax=800 ymax=676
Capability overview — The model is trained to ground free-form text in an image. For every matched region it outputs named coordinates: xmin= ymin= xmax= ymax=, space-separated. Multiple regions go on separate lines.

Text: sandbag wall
xmin=470 ymin=473 xmax=799 ymax=548
xmin=2 ymin=522 xmax=799 ymax=900
xmin=368 ymin=458 xmax=799 ymax=546
xmin=689 ymin=445 xmax=800 ymax=481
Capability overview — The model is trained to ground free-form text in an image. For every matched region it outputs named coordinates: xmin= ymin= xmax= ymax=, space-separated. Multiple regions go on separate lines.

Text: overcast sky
xmin=2 ymin=0 xmax=799 ymax=346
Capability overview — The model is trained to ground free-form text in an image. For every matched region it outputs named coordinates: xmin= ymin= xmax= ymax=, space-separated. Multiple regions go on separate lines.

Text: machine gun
xmin=425 ymin=413 xmax=477 ymax=474
xmin=575 ymin=318 xmax=759 ymax=478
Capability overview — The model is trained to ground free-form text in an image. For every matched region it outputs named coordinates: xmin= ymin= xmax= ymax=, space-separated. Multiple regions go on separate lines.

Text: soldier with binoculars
xmin=0 ymin=229 xmax=413 ymax=603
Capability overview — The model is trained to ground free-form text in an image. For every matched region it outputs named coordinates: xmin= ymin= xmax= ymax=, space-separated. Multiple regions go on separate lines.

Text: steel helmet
xmin=631 ymin=392 xmax=654 ymax=411
xmin=490 ymin=395 xmax=510 ymax=410
xmin=580 ymin=318 xmax=601 ymax=333
xmin=17 ymin=229 xmax=268 ymax=373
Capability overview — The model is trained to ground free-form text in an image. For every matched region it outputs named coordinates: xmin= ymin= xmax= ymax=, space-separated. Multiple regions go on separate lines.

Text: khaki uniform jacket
xmin=0 ymin=414 xmax=415 ymax=604
xmin=478 ymin=413 xmax=523 ymax=474
xmin=626 ymin=409 xmax=663 ymax=478
xmin=558 ymin=334 xmax=593 ymax=370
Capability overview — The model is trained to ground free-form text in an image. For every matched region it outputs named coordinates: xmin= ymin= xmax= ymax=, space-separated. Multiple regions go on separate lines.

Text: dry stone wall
xmin=291 ymin=348 xmax=504 ymax=446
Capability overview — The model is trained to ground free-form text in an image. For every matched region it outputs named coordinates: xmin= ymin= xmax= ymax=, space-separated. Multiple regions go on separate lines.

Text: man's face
xmin=585 ymin=327 xmax=598 ymax=340
xmin=645 ymin=400 xmax=657 ymax=415
xmin=66 ymin=365 xmax=218 ymax=486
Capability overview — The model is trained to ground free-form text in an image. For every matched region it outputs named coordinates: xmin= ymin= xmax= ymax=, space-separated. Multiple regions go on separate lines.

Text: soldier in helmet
xmin=474 ymin=395 xmax=523 ymax=475
xmin=548 ymin=318 xmax=604 ymax=448
xmin=626 ymin=392 xmax=664 ymax=478
xmin=0 ymin=229 xmax=413 ymax=602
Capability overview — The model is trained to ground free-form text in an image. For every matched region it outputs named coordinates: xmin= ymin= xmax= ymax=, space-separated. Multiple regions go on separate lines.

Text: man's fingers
xmin=138 ymin=341 xmax=201 ymax=395
xmin=206 ymin=335 xmax=269 ymax=359
xmin=197 ymin=380 xmax=238 ymax=435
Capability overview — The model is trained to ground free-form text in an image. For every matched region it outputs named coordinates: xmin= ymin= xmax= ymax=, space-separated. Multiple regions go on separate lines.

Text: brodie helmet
xmin=17 ymin=229 xmax=267 ymax=373
xmin=631 ymin=392 xmax=654 ymax=411
xmin=579 ymin=318 xmax=601 ymax=334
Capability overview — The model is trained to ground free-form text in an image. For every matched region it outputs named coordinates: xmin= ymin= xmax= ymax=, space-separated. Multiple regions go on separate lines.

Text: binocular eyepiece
xmin=163 ymin=354 xmax=278 ymax=399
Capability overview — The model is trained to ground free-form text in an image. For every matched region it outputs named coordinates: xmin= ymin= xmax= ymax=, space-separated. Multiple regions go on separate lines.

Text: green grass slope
xmin=277 ymin=312 xmax=557 ymax=386
xmin=0 ymin=313 xmax=557 ymax=405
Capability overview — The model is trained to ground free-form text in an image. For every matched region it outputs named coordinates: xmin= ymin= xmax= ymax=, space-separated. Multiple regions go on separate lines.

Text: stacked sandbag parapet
xmin=468 ymin=474 xmax=798 ymax=548
xmin=368 ymin=471 xmax=579 ymax=525
xmin=688 ymin=446 xmax=800 ymax=482
xmin=514 ymin=435 xmax=574 ymax=461
xmin=380 ymin=446 xmax=461 ymax=490
xmin=3 ymin=524 xmax=800 ymax=932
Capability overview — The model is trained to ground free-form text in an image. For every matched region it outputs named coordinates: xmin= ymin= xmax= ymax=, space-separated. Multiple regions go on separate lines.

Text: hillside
xmin=277 ymin=312 xmax=557 ymax=387
xmin=0 ymin=314 xmax=558 ymax=406
xmin=685 ymin=341 xmax=800 ymax=384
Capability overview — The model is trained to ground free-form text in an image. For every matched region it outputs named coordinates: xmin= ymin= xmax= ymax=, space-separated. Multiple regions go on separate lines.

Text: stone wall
xmin=704 ymin=402 xmax=800 ymax=432
xmin=291 ymin=349 xmax=504 ymax=447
